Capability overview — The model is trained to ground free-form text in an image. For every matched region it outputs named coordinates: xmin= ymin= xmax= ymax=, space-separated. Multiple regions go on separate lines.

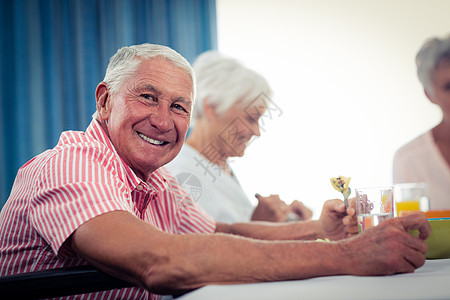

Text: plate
xmin=425 ymin=210 xmax=450 ymax=218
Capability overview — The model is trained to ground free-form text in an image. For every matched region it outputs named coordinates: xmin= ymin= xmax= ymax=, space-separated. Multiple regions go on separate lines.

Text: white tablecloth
xmin=178 ymin=259 xmax=450 ymax=300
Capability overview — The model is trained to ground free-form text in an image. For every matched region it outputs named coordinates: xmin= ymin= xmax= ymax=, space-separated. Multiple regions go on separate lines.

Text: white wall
xmin=216 ymin=0 xmax=449 ymax=218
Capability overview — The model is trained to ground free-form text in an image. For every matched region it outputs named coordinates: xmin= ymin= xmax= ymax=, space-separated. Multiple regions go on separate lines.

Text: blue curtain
xmin=0 ymin=0 xmax=217 ymax=208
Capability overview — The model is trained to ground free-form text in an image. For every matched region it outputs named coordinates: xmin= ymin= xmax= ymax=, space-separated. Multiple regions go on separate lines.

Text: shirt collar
xmin=85 ymin=119 xmax=168 ymax=193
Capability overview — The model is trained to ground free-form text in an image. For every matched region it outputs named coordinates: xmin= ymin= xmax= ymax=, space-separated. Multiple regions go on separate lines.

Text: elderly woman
xmin=166 ymin=51 xmax=312 ymax=223
xmin=393 ymin=34 xmax=450 ymax=210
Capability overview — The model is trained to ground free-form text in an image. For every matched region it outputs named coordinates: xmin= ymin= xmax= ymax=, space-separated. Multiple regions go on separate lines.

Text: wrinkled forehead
xmin=134 ymin=57 xmax=194 ymax=99
xmin=148 ymin=56 xmax=196 ymax=99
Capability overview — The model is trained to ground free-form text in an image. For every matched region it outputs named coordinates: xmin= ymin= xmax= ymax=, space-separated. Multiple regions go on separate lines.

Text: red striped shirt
xmin=0 ymin=119 xmax=216 ymax=299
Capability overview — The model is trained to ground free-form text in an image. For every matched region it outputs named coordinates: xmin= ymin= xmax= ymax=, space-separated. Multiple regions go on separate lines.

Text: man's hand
xmin=339 ymin=213 xmax=431 ymax=275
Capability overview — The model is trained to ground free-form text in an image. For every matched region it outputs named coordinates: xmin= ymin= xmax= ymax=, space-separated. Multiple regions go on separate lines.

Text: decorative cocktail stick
xmin=330 ymin=176 xmax=351 ymax=208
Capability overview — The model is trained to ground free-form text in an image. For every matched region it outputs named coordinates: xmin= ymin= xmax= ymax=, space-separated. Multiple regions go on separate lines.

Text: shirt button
xmin=136 ymin=185 xmax=143 ymax=191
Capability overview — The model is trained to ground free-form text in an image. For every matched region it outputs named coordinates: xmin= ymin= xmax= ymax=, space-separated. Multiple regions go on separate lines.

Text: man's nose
xmin=149 ymin=105 xmax=173 ymax=132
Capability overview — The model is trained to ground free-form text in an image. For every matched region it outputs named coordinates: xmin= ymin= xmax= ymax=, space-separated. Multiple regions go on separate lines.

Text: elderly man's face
xmin=98 ymin=57 xmax=193 ymax=180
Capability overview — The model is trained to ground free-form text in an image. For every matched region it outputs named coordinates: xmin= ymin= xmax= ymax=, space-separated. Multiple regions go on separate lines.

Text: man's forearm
xmin=71 ymin=211 xmax=344 ymax=295
xmin=169 ymin=232 xmax=347 ymax=289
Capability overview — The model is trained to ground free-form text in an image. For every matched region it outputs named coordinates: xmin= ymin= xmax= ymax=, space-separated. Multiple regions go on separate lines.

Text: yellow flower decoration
xmin=330 ymin=176 xmax=351 ymax=207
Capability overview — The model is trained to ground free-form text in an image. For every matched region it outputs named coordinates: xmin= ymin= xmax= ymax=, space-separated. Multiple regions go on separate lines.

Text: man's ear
xmin=424 ymin=88 xmax=438 ymax=105
xmin=96 ymin=82 xmax=111 ymax=120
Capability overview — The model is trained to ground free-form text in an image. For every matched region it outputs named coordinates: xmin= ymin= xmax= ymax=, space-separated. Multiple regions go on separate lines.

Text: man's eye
xmin=141 ymin=94 xmax=157 ymax=102
xmin=172 ymin=103 xmax=188 ymax=113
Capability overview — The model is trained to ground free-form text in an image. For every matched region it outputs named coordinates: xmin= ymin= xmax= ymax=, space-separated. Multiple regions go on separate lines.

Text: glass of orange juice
xmin=393 ymin=183 xmax=429 ymax=217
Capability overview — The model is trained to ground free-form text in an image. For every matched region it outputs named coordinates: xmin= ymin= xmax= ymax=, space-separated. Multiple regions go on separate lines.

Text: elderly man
xmin=0 ymin=44 xmax=430 ymax=300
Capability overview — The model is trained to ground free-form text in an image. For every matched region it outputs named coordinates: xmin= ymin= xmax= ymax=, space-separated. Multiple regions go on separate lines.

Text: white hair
xmin=93 ymin=43 xmax=195 ymax=119
xmin=416 ymin=34 xmax=450 ymax=95
xmin=191 ymin=51 xmax=273 ymax=120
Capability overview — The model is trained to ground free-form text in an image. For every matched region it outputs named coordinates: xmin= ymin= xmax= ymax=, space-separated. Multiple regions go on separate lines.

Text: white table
xmin=178 ymin=259 xmax=450 ymax=300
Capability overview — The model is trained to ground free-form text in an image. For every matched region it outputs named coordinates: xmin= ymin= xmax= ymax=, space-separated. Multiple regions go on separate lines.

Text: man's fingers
xmin=403 ymin=230 xmax=429 ymax=253
xmin=398 ymin=213 xmax=431 ymax=240
xmin=402 ymin=246 xmax=427 ymax=270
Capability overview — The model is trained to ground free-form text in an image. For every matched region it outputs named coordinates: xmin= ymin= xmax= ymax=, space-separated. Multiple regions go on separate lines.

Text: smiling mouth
xmin=138 ymin=132 xmax=169 ymax=146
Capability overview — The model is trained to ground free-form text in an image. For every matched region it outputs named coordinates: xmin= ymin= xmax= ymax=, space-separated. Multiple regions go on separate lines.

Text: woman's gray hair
xmin=93 ymin=43 xmax=195 ymax=119
xmin=191 ymin=51 xmax=273 ymax=120
xmin=416 ymin=34 xmax=450 ymax=95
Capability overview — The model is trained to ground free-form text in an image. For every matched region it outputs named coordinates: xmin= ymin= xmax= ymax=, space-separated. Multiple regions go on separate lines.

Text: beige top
xmin=393 ymin=130 xmax=450 ymax=210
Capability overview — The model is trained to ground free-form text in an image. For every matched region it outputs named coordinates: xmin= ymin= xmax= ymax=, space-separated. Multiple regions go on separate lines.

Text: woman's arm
xmin=217 ymin=199 xmax=357 ymax=241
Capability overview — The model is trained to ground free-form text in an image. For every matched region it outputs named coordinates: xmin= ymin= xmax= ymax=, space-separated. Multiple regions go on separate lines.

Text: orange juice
xmin=396 ymin=200 xmax=420 ymax=216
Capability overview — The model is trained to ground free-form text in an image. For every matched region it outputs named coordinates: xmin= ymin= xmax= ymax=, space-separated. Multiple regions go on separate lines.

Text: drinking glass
xmin=393 ymin=183 xmax=429 ymax=217
xmin=355 ymin=186 xmax=394 ymax=233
